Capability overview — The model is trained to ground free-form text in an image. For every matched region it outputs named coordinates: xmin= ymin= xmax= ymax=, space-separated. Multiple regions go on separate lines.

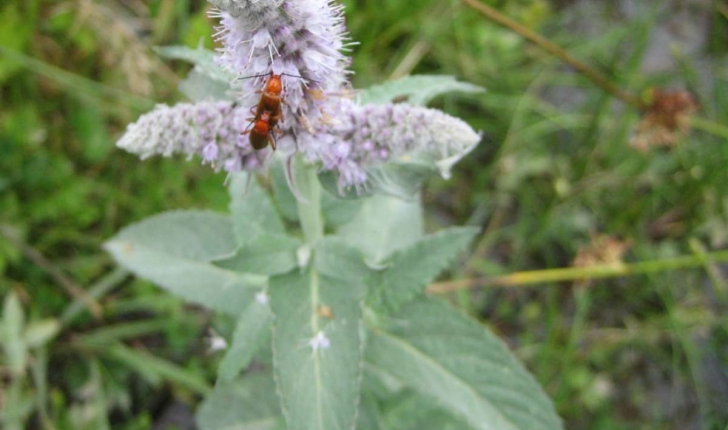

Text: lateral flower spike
xmin=308 ymin=331 xmax=331 ymax=351
xmin=303 ymin=100 xmax=481 ymax=191
xmin=116 ymin=101 xmax=268 ymax=172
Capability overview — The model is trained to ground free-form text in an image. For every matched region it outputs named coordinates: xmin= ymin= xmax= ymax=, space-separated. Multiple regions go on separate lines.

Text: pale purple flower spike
xmin=303 ymin=99 xmax=481 ymax=192
xmin=117 ymin=101 xmax=268 ymax=172
xmin=210 ymin=0 xmax=351 ymax=133
xmin=116 ymin=0 xmax=481 ymax=192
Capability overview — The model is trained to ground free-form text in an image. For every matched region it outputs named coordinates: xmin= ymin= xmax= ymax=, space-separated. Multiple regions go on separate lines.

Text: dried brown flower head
xmin=572 ymin=234 xmax=631 ymax=288
xmin=630 ymin=89 xmax=699 ymax=152
xmin=573 ymin=234 xmax=631 ymax=269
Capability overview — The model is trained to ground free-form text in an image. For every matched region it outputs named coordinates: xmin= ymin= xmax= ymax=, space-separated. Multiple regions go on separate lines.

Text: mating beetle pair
xmin=242 ymin=73 xmax=310 ymax=150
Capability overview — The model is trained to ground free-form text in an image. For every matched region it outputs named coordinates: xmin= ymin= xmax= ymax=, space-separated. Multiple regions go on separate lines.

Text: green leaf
xmin=315 ymin=237 xmax=372 ymax=282
xmin=229 ymin=173 xmax=286 ymax=245
xmin=2 ymin=292 xmax=25 ymax=376
xmin=365 ymin=157 xmax=440 ymax=198
xmin=366 ymin=297 xmax=563 ymax=430
xmin=197 ymin=374 xmax=285 ymax=430
xmin=338 ymin=194 xmax=423 ymax=266
xmin=355 ymin=393 xmax=387 ymax=430
xmin=109 ymin=210 xmax=237 ymax=260
xmin=153 ymin=45 xmax=233 ymax=83
xmin=23 ymin=319 xmax=60 ymax=348
xmin=379 ymin=390 xmax=473 ymax=430
xmin=321 ymin=186 xmax=362 ymax=228
xmin=369 ymin=227 xmax=479 ymax=312
xmin=357 ymin=75 xmax=484 ymax=106
xmin=320 ymin=155 xmax=441 ymax=200
xmin=180 ymin=67 xmax=233 ymax=102
xmin=75 ymin=320 xmax=170 ymax=349
xmin=2 ymin=374 xmax=34 ymax=430
xmin=104 ymin=210 xmax=265 ymax=315
xmin=357 ymin=384 xmax=472 ymax=430
xmin=215 ymin=234 xmax=301 ymax=276
xmin=217 ymin=298 xmax=273 ymax=383
xmin=268 ymin=241 xmax=365 ymax=430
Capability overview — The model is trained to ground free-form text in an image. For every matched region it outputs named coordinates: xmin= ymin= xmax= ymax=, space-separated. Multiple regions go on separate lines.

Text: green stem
xmin=459 ymin=0 xmax=645 ymax=110
xmin=689 ymin=116 xmax=728 ymax=141
xmin=428 ymin=250 xmax=728 ymax=293
xmin=295 ymin=158 xmax=324 ymax=244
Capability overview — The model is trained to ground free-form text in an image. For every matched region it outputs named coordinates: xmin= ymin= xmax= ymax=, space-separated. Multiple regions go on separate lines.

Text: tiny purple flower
xmin=255 ymin=290 xmax=269 ymax=305
xmin=202 ymin=142 xmax=219 ymax=161
xmin=308 ymin=331 xmax=331 ymax=351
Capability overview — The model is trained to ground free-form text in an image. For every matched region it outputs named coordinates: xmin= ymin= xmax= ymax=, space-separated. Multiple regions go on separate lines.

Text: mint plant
xmin=106 ymin=1 xmax=562 ymax=429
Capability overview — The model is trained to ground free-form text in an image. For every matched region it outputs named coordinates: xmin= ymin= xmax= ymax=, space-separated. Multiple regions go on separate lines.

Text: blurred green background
xmin=1 ymin=0 xmax=727 ymax=429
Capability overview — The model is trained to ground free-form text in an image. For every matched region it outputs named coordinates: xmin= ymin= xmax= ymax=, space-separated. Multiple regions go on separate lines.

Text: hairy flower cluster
xmin=299 ymin=100 xmax=481 ymax=190
xmin=116 ymin=0 xmax=481 ymax=192
xmin=117 ymin=101 xmax=267 ymax=172
xmin=210 ymin=0 xmax=351 ymax=133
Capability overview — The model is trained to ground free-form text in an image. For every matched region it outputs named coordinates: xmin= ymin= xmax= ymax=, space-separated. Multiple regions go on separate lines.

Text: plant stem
xmin=428 ymin=250 xmax=728 ymax=293
xmin=688 ymin=116 xmax=728 ymax=141
xmin=459 ymin=0 xmax=645 ymax=110
xmin=295 ymin=158 xmax=324 ymax=244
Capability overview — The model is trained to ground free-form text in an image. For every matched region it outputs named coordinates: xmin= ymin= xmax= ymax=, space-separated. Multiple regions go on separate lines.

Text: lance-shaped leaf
xmin=217 ymin=294 xmax=273 ymax=383
xmin=268 ymin=239 xmax=366 ymax=430
xmin=314 ymin=237 xmax=372 ymax=282
xmin=369 ymin=227 xmax=479 ymax=312
xmin=3 ymin=292 xmax=26 ymax=376
xmin=104 ymin=210 xmax=265 ymax=315
xmin=357 ymin=377 xmax=472 ymax=430
xmin=355 ymin=392 xmax=390 ymax=430
xmin=366 ymin=297 xmax=563 ymax=430
xmin=338 ymin=194 xmax=423 ymax=266
xmin=229 ymin=172 xmax=286 ymax=245
xmin=358 ymin=75 xmax=484 ymax=106
xmin=197 ymin=374 xmax=285 ymax=430
xmin=381 ymin=390 xmax=473 ymax=430
xmin=24 ymin=319 xmax=60 ymax=348
xmin=215 ymin=234 xmax=301 ymax=276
